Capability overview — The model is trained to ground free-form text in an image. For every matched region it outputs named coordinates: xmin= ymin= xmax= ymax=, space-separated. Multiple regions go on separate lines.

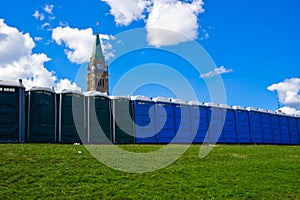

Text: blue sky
xmin=0 ymin=0 xmax=299 ymax=114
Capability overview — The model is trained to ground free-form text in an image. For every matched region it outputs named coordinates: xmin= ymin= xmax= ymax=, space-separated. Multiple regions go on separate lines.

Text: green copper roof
xmin=91 ymin=34 xmax=105 ymax=63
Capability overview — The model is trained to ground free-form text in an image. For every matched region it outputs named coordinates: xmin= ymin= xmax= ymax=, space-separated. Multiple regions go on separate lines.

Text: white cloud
xmin=49 ymin=16 xmax=56 ymax=21
xmin=268 ymin=78 xmax=300 ymax=109
xmin=146 ymin=0 xmax=204 ymax=47
xmin=0 ymin=19 xmax=80 ymax=91
xmin=200 ymin=66 xmax=233 ymax=78
xmin=102 ymin=0 xmax=205 ymax=47
xmin=277 ymin=106 xmax=300 ymax=116
xmin=59 ymin=21 xmax=69 ymax=27
xmin=43 ymin=4 xmax=54 ymax=15
xmin=52 ymin=26 xmax=114 ymax=64
xmin=55 ymin=78 xmax=82 ymax=93
xmin=33 ymin=10 xmax=45 ymax=21
xmin=34 ymin=37 xmax=43 ymax=41
xmin=41 ymin=22 xmax=51 ymax=30
xmin=102 ymin=0 xmax=151 ymax=26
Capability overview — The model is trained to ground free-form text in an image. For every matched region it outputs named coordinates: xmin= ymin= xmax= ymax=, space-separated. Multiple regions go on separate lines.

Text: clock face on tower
xmin=96 ymin=63 xmax=102 ymax=69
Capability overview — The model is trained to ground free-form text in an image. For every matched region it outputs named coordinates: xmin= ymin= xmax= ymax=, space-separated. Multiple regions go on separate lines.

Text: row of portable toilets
xmin=1 ymin=80 xmax=300 ymax=145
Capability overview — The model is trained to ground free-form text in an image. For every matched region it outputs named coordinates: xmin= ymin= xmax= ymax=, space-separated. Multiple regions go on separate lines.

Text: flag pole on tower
xmin=96 ymin=21 xmax=99 ymax=34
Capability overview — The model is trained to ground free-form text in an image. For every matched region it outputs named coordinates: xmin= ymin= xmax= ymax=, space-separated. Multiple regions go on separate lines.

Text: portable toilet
xmin=277 ymin=112 xmax=290 ymax=144
xmin=85 ymin=91 xmax=112 ymax=144
xmin=233 ymin=106 xmax=251 ymax=143
xmin=206 ymin=103 xmax=224 ymax=143
xmin=219 ymin=104 xmax=237 ymax=144
xmin=26 ymin=87 xmax=56 ymax=143
xmin=189 ymin=101 xmax=208 ymax=143
xmin=258 ymin=109 xmax=273 ymax=144
xmin=110 ymin=96 xmax=135 ymax=144
xmin=131 ymin=96 xmax=156 ymax=144
xmin=247 ymin=107 xmax=263 ymax=144
xmin=172 ymin=99 xmax=192 ymax=143
xmin=287 ymin=115 xmax=299 ymax=145
xmin=0 ymin=80 xmax=25 ymax=142
xmin=297 ymin=115 xmax=300 ymax=143
xmin=58 ymin=90 xmax=85 ymax=143
xmin=153 ymin=97 xmax=175 ymax=143
xmin=269 ymin=111 xmax=281 ymax=144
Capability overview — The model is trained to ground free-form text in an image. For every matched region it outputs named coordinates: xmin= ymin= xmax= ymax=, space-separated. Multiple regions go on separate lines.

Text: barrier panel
xmin=132 ymin=96 xmax=156 ymax=144
xmin=111 ymin=96 xmax=135 ymax=144
xmin=26 ymin=87 xmax=56 ymax=143
xmin=85 ymin=91 xmax=112 ymax=144
xmin=0 ymin=80 xmax=25 ymax=142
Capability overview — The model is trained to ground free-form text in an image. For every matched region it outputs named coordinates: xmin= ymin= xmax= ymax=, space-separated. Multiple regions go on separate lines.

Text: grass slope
xmin=1 ymin=144 xmax=300 ymax=199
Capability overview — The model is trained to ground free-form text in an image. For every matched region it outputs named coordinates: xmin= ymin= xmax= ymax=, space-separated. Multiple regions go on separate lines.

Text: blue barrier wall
xmin=190 ymin=102 xmax=208 ymax=143
xmin=248 ymin=108 xmax=263 ymax=144
xmin=270 ymin=113 xmax=281 ymax=144
xmin=207 ymin=104 xmax=224 ymax=143
xmin=297 ymin=117 xmax=300 ymax=144
xmin=222 ymin=106 xmax=237 ymax=143
xmin=154 ymin=98 xmax=175 ymax=143
xmin=288 ymin=116 xmax=299 ymax=145
xmin=234 ymin=106 xmax=251 ymax=143
xmin=260 ymin=110 xmax=273 ymax=144
xmin=173 ymin=100 xmax=192 ymax=143
xmin=132 ymin=97 xmax=156 ymax=144
xmin=279 ymin=114 xmax=290 ymax=144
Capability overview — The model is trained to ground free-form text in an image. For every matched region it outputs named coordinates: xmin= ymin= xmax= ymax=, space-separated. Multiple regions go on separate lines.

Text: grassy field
xmin=1 ymin=144 xmax=300 ymax=199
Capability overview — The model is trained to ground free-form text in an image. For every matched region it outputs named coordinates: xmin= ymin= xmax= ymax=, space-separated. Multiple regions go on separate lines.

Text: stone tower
xmin=87 ymin=34 xmax=109 ymax=94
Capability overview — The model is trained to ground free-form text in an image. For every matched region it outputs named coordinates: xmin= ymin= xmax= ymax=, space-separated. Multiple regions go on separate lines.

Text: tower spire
xmin=91 ymin=34 xmax=105 ymax=65
xmin=87 ymin=31 xmax=109 ymax=94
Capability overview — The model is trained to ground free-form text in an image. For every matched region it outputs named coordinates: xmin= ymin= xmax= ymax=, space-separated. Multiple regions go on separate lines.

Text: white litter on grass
xmin=74 ymin=143 xmax=80 ymax=146
xmin=78 ymin=151 xmax=82 ymax=154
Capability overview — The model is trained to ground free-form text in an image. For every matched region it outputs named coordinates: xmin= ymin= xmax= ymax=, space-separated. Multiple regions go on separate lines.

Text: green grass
xmin=1 ymin=144 xmax=300 ymax=199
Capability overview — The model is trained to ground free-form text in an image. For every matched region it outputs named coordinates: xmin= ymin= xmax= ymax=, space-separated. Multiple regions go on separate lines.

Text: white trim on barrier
xmin=204 ymin=102 xmax=219 ymax=108
xmin=29 ymin=87 xmax=55 ymax=93
xmin=232 ymin=105 xmax=248 ymax=111
xmin=0 ymin=79 xmax=25 ymax=88
xmin=61 ymin=89 xmax=83 ymax=95
xmin=246 ymin=107 xmax=259 ymax=112
xmin=219 ymin=104 xmax=233 ymax=109
xmin=84 ymin=90 xmax=108 ymax=97
xmin=188 ymin=101 xmax=206 ymax=106
xmin=152 ymin=97 xmax=172 ymax=103
xmin=130 ymin=95 xmax=150 ymax=101
xmin=109 ymin=96 xmax=131 ymax=100
xmin=171 ymin=98 xmax=189 ymax=105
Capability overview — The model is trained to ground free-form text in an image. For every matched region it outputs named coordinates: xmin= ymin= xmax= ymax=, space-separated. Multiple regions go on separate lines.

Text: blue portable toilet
xmin=206 ymin=103 xmax=224 ymax=143
xmin=189 ymin=101 xmax=208 ymax=143
xmin=85 ymin=91 xmax=112 ymax=144
xmin=258 ymin=109 xmax=273 ymax=144
xmin=269 ymin=111 xmax=281 ymax=144
xmin=131 ymin=96 xmax=156 ymax=144
xmin=247 ymin=107 xmax=263 ymax=144
xmin=110 ymin=96 xmax=135 ymax=144
xmin=0 ymin=80 xmax=25 ymax=143
xmin=219 ymin=104 xmax=237 ymax=144
xmin=172 ymin=99 xmax=192 ymax=143
xmin=58 ymin=90 xmax=85 ymax=143
xmin=153 ymin=97 xmax=175 ymax=143
xmin=233 ymin=106 xmax=251 ymax=144
xmin=26 ymin=87 xmax=57 ymax=143
xmin=288 ymin=115 xmax=299 ymax=145
xmin=277 ymin=112 xmax=290 ymax=144
xmin=297 ymin=115 xmax=300 ymax=143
